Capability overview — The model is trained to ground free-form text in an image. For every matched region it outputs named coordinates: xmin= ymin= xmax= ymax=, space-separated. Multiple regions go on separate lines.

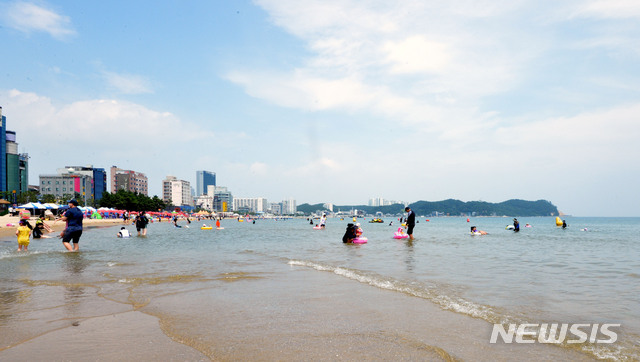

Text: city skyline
xmin=1 ymin=1 xmax=640 ymax=216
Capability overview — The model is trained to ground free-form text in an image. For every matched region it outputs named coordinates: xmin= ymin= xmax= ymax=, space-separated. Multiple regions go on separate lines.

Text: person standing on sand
xmin=60 ymin=199 xmax=83 ymax=252
xmin=405 ymin=206 xmax=416 ymax=240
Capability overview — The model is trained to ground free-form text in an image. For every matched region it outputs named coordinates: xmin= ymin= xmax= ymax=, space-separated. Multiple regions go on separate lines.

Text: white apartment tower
xmin=162 ymin=175 xmax=192 ymax=207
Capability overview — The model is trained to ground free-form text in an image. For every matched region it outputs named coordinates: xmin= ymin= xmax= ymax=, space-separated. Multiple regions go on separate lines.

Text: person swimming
xmin=470 ymin=226 xmax=487 ymax=235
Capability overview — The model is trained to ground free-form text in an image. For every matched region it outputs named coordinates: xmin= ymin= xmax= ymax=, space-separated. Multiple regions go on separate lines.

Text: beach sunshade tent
xmin=17 ymin=203 xmax=46 ymax=209
xmin=0 ymin=199 xmax=10 ymax=204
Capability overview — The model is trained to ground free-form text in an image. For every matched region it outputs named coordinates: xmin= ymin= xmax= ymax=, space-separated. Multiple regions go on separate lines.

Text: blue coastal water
xmin=1 ymin=216 xmax=638 ymax=360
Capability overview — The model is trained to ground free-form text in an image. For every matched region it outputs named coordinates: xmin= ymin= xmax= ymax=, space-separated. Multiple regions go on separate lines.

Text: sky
xmin=1 ymin=0 xmax=639 ymax=216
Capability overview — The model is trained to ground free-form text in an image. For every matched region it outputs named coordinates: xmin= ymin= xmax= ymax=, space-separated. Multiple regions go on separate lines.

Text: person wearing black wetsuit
xmin=405 ymin=207 xmax=416 ymax=240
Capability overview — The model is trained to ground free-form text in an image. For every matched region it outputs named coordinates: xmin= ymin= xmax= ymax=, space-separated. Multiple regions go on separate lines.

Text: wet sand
xmin=0 ymin=263 xmax=594 ymax=361
xmin=0 ymin=310 xmax=208 ymax=361
xmin=140 ymin=264 xmax=595 ymax=361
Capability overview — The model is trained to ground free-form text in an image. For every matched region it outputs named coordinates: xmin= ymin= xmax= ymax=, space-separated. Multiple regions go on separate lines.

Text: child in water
xmin=16 ymin=219 xmax=31 ymax=251
xmin=355 ymin=223 xmax=363 ymax=237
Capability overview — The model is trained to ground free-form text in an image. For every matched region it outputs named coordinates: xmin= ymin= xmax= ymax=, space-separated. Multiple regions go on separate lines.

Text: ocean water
xmin=0 ymin=216 xmax=638 ymax=360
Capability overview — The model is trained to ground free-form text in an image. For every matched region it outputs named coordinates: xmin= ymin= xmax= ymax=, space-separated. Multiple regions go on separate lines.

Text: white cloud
xmin=383 ymin=35 xmax=452 ymax=74
xmin=492 ymin=103 xmax=640 ymax=166
xmin=2 ymin=2 xmax=75 ymax=39
xmin=230 ymin=0 xmax=538 ymax=132
xmin=0 ymin=89 xmax=215 ymax=194
xmin=102 ymin=71 xmax=154 ymax=95
xmin=574 ymin=0 xmax=640 ymax=19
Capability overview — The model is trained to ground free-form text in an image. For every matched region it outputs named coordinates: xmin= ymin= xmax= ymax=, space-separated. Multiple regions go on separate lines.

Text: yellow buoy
xmin=555 ymin=217 xmax=563 ymax=226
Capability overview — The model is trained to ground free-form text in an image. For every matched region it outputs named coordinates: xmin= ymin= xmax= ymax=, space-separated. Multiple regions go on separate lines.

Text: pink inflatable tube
xmin=352 ymin=237 xmax=368 ymax=244
xmin=393 ymin=227 xmax=409 ymax=239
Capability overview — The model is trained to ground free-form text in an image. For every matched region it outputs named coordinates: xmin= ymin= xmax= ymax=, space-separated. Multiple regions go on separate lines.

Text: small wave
xmin=288 ymin=259 xmax=502 ymax=322
xmin=288 ymin=259 xmax=637 ymax=361
xmin=0 ymin=249 xmax=61 ymax=260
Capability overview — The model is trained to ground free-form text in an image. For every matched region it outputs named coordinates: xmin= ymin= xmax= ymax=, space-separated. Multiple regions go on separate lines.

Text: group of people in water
xmin=15 ymin=218 xmax=54 ymax=251
xmin=340 ymin=207 xmax=416 ymax=243
xmin=15 ymin=199 xmax=85 ymax=252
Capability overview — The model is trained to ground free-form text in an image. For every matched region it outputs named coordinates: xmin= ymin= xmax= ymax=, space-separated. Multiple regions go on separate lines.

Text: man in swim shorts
xmin=405 ymin=206 xmax=416 ymax=240
xmin=61 ymin=199 xmax=83 ymax=251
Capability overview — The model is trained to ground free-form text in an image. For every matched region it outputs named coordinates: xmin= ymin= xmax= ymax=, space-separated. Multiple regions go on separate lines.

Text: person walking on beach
xmin=16 ymin=219 xmax=31 ymax=251
xmin=60 ymin=199 xmax=83 ymax=252
xmin=405 ymin=206 xmax=416 ymax=240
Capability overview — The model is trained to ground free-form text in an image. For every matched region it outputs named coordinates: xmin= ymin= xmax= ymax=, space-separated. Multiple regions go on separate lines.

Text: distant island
xmin=298 ymin=199 xmax=559 ymax=217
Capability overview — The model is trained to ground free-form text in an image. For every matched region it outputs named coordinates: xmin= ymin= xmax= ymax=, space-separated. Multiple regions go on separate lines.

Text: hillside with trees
xmin=298 ymin=199 xmax=559 ymax=217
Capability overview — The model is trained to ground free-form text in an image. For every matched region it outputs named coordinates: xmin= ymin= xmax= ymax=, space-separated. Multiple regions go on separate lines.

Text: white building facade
xmin=233 ymin=197 xmax=268 ymax=213
xmin=282 ymin=198 xmax=297 ymax=215
xmin=162 ymin=175 xmax=192 ymax=207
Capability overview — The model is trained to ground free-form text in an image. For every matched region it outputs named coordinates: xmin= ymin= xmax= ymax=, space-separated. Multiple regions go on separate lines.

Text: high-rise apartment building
xmin=233 ymin=197 xmax=268 ymax=213
xmin=195 ymin=170 xmax=216 ymax=196
xmin=282 ymin=198 xmax=297 ymax=215
xmin=110 ymin=166 xmax=148 ymax=195
xmin=162 ymin=176 xmax=192 ymax=207
xmin=0 ymin=107 xmax=5 ymax=192
xmin=0 ymin=106 xmax=29 ymax=198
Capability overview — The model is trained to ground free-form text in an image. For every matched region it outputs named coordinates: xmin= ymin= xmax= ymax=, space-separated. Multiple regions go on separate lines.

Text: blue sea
xmin=1 ymin=216 xmax=638 ymax=360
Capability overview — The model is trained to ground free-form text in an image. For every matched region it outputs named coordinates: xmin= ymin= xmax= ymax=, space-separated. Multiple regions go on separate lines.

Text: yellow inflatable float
xmin=555 ymin=217 xmax=563 ymax=226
